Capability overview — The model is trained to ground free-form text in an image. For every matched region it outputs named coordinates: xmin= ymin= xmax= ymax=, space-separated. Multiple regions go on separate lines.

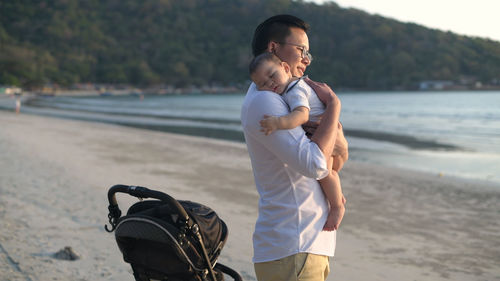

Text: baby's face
xmin=252 ymin=61 xmax=291 ymax=94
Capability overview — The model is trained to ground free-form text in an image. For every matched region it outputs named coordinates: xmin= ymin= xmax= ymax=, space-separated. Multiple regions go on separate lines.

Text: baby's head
xmin=249 ymin=52 xmax=293 ymax=94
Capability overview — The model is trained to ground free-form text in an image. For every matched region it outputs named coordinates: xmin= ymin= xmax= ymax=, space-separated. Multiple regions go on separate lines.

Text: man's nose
xmin=302 ymin=56 xmax=311 ymax=66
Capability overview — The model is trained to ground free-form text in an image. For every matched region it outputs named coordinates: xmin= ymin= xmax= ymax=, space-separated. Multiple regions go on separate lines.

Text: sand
xmin=1 ymin=110 xmax=499 ymax=281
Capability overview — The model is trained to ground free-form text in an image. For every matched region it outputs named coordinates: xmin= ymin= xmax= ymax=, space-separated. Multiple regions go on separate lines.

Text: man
xmin=241 ymin=15 xmax=348 ymax=281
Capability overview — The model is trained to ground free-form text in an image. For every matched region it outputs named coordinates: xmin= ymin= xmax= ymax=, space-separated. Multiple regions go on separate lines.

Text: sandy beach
xmin=1 ymin=110 xmax=499 ymax=281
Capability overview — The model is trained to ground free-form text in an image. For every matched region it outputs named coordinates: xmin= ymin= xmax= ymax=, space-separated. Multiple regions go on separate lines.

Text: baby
xmin=249 ymin=52 xmax=347 ymax=231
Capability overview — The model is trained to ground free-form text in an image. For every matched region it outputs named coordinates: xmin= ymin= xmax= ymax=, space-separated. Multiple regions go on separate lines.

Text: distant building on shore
xmin=0 ymin=86 xmax=22 ymax=95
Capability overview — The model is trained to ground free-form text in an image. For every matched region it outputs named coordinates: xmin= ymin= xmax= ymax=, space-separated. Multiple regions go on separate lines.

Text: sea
xmin=3 ymin=90 xmax=500 ymax=185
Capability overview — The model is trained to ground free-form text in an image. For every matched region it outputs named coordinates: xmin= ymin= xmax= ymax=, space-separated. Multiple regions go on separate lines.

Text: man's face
xmin=272 ymin=27 xmax=311 ymax=77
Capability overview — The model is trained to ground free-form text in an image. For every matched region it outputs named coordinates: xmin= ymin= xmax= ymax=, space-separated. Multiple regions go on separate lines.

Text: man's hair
xmin=248 ymin=52 xmax=282 ymax=77
xmin=251 ymin=14 xmax=309 ymax=57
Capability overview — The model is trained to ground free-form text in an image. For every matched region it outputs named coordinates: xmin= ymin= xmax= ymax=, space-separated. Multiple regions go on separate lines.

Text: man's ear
xmin=267 ymin=41 xmax=279 ymax=53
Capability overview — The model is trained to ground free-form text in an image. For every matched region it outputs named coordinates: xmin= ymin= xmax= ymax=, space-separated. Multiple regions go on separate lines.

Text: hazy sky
xmin=307 ymin=0 xmax=500 ymax=42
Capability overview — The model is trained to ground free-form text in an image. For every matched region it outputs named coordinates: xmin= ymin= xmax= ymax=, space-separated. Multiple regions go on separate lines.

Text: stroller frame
xmin=105 ymin=184 xmax=242 ymax=281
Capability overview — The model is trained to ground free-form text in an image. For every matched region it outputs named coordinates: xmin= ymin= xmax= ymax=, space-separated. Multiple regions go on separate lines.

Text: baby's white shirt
xmin=283 ymin=78 xmax=325 ymax=122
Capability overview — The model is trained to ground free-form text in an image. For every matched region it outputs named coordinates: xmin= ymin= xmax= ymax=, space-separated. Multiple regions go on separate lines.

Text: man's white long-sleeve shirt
xmin=241 ymin=83 xmax=336 ymax=263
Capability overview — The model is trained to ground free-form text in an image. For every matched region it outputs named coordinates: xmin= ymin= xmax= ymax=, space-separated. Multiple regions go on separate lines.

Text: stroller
xmin=105 ymin=184 xmax=242 ymax=281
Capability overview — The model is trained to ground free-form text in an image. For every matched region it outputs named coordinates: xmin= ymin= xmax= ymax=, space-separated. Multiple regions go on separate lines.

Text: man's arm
xmin=260 ymin=106 xmax=309 ymax=135
xmin=303 ymin=121 xmax=349 ymax=170
xmin=243 ymin=90 xmax=329 ymax=179
xmin=304 ymin=78 xmax=341 ymax=162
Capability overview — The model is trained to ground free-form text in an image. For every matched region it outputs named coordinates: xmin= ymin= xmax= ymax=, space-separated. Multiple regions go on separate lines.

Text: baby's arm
xmin=260 ymin=106 xmax=309 ymax=135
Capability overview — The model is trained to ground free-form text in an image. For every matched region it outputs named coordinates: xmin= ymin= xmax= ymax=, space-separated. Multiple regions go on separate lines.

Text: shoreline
xmin=1 ymin=95 xmax=467 ymax=151
xmin=3 ymin=94 xmax=499 ymax=186
xmin=1 ymin=111 xmax=499 ymax=280
xmin=9 ymin=85 xmax=500 ymax=98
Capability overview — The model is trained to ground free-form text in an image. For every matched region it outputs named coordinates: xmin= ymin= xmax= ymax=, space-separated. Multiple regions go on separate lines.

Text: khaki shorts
xmin=254 ymin=253 xmax=330 ymax=281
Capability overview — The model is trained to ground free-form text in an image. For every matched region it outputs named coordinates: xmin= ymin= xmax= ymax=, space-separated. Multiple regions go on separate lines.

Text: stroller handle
xmin=105 ymin=184 xmax=190 ymax=232
xmin=215 ymin=263 xmax=243 ymax=281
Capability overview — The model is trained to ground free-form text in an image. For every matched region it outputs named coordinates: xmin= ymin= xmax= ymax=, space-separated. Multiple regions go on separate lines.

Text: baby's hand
xmin=260 ymin=115 xmax=280 ymax=135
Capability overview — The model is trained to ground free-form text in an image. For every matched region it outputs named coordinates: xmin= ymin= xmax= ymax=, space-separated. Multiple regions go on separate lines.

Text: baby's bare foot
xmin=323 ymin=206 xmax=345 ymax=231
xmin=323 ymin=212 xmax=337 ymax=231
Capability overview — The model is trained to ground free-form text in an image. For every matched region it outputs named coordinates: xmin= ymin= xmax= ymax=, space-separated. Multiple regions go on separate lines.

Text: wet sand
xmin=0 ymin=110 xmax=499 ymax=281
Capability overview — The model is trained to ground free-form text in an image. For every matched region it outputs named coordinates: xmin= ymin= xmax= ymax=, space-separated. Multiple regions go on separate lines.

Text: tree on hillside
xmin=0 ymin=0 xmax=499 ymax=89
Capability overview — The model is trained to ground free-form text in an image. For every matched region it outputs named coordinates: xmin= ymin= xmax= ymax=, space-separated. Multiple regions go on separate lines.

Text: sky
xmin=307 ymin=0 xmax=500 ymax=42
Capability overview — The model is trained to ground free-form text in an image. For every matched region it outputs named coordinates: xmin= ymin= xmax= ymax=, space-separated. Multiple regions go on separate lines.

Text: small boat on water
xmin=100 ymin=91 xmax=112 ymax=96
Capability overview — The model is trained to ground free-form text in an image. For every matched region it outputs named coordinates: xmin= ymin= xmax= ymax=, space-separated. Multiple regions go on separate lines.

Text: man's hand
xmin=260 ymin=115 xmax=280 ymax=135
xmin=303 ymin=77 xmax=339 ymax=106
xmin=302 ymin=119 xmax=320 ymax=137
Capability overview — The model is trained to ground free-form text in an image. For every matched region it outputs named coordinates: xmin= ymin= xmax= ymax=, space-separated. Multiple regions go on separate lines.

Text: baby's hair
xmin=249 ymin=52 xmax=282 ymax=76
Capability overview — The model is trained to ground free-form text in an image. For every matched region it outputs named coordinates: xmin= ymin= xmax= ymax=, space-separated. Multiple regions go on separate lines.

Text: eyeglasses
xmin=278 ymin=42 xmax=313 ymax=62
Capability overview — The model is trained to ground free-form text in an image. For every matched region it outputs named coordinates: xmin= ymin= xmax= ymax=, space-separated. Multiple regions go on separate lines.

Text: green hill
xmin=1 ymin=0 xmax=499 ymax=90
